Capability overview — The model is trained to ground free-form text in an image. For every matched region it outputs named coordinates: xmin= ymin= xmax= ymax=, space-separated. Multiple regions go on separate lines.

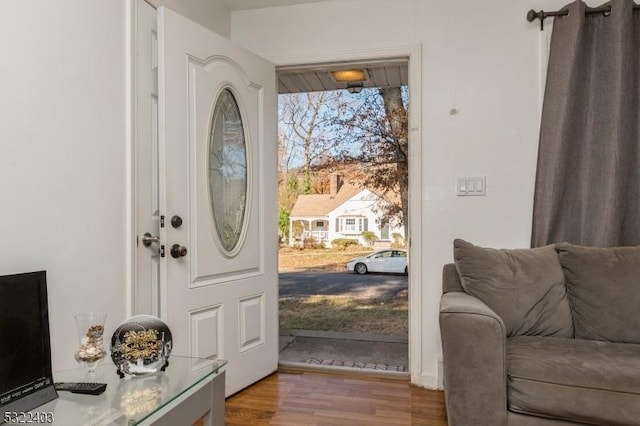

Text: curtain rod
xmin=527 ymin=4 xmax=640 ymax=30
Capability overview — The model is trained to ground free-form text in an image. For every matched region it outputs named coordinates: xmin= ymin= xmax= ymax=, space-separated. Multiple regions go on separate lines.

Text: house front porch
xmin=302 ymin=229 xmax=329 ymax=243
xmin=289 ymin=216 xmax=330 ymax=247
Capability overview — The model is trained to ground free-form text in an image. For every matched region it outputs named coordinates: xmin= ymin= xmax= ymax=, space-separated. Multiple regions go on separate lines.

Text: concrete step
xmin=278 ymin=329 xmax=408 ymax=378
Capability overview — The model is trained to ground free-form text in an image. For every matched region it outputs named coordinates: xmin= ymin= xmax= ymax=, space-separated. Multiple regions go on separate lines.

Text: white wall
xmin=148 ymin=0 xmax=231 ymax=37
xmin=231 ymin=0 xmax=559 ymax=388
xmin=0 ymin=1 xmax=128 ymax=371
xmin=0 ymin=0 xmax=230 ymax=372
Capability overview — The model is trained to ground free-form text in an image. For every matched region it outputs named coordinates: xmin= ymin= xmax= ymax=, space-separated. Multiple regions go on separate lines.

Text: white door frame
xmin=126 ymin=0 xmax=143 ymax=317
xmin=127 ymin=0 xmax=163 ymax=318
xmin=273 ymin=44 xmax=423 ymax=386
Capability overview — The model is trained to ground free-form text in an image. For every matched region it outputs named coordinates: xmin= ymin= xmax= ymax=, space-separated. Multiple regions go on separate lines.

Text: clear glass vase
xmin=74 ymin=312 xmax=107 ymax=373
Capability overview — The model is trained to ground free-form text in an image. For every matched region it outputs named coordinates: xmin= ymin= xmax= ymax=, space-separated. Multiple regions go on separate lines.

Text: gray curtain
xmin=531 ymin=0 xmax=640 ymax=247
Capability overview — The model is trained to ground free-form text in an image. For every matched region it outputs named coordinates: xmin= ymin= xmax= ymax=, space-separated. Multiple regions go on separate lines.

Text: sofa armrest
xmin=440 ymin=292 xmax=507 ymax=426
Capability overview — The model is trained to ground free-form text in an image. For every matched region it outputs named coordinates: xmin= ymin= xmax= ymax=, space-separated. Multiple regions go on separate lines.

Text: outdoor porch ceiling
xmin=276 ymin=59 xmax=409 ymax=94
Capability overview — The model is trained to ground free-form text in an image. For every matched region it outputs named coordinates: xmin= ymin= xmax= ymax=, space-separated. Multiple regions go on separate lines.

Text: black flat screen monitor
xmin=0 ymin=271 xmax=57 ymax=422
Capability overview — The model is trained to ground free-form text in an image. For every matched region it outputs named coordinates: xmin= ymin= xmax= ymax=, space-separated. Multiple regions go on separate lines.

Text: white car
xmin=346 ymin=249 xmax=408 ymax=275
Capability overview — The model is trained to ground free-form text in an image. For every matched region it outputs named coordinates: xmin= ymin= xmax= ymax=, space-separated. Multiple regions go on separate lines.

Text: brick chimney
xmin=329 ymin=173 xmax=342 ymax=198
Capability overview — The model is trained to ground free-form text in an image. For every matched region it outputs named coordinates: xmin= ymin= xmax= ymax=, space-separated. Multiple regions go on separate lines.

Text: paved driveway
xmin=279 ymin=271 xmax=408 ymax=298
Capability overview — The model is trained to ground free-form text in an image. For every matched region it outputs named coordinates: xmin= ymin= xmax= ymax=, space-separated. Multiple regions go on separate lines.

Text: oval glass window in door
xmin=208 ymin=88 xmax=248 ymax=254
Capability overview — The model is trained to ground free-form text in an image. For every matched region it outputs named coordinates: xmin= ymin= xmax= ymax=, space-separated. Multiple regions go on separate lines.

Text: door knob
xmin=170 ymin=244 xmax=188 ymax=258
xmin=171 ymin=215 xmax=183 ymax=228
xmin=141 ymin=232 xmax=160 ymax=247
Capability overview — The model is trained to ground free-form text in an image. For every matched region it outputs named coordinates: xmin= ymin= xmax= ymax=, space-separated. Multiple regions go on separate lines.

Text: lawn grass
xmin=278 ymin=247 xmax=373 ymax=271
xmin=279 ymin=294 xmax=408 ymax=336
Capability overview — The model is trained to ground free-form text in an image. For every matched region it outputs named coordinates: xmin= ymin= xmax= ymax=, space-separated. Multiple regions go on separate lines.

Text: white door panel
xmin=157 ymin=6 xmax=277 ymax=396
xmin=189 ymin=57 xmax=262 ymax=284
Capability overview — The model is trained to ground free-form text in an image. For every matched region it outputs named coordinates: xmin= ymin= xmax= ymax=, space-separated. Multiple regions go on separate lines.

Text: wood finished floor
xmin=225 ymin=371 xmax=448 ymax=425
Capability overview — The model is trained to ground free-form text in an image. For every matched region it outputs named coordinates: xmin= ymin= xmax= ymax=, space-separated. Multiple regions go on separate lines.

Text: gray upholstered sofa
xmin=439 ymin=240 xmax=640 ymax=426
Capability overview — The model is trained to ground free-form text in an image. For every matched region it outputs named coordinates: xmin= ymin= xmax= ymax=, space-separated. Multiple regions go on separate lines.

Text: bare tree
xmin=333 ymin=86 xmax=409 ymax=236
xmin=379 ymin=87 xmax=409 ymax=236
xmin=279 ymin=91 xmax=344 ymax=194
xmin=277 ymin=91 xmax=344 ymax=240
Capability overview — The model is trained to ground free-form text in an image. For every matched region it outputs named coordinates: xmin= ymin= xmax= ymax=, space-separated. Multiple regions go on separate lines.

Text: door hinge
xmin=160 ymin=215 xmax=165 ymax=228
xmin=160 ymin=245 xmax=166 ymax=258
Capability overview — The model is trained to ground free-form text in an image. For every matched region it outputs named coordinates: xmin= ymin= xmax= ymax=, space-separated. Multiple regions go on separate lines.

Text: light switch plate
xmin=456 ymin=176 xmax=486 ymax=196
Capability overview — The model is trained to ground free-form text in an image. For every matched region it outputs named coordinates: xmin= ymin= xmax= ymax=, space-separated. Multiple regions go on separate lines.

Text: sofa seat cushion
xmin=507 ymin=336 xmax=640 ymax=425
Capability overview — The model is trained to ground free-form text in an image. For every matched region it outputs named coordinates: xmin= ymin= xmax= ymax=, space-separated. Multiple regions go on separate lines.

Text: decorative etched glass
xmin=208 ymin=88 xmax=248 ymax=253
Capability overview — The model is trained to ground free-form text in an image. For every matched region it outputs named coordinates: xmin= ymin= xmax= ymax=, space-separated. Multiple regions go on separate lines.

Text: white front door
xmin=157 ymin=7 xmax=277 ymax=396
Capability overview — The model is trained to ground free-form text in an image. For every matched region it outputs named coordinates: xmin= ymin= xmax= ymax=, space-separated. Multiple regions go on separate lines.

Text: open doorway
xmin=276 ymin=59 xmax=410 ymax=375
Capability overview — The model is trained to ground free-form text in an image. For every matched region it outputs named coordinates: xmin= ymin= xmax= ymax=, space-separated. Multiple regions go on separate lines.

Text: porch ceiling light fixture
xmin=330 ymin=69 xmax=368 ymax=83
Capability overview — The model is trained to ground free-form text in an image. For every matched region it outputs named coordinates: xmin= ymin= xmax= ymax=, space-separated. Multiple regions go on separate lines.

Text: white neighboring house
xmin=288 ymin=175 xmax=404 ymax=247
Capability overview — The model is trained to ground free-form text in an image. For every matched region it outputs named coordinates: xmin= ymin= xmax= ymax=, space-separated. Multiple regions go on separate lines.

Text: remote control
xmin=54 ymin=382 xmax=107 ymax=395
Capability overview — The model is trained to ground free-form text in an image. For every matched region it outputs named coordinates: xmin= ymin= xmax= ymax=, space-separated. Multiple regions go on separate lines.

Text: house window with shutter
xmin=338 ymin=217 xmax=368 ymax=235
xmin=345 ymin=218 xmax=357 ymax=233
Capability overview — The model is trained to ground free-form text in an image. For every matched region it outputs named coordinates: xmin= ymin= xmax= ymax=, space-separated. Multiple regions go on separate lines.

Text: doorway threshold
xmin=279 ymin=329 xmax=408 ymax=379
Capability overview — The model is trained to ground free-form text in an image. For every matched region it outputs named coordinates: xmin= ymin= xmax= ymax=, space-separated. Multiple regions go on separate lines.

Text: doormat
xmin=305 ymin=358 xmax=406 ymax=372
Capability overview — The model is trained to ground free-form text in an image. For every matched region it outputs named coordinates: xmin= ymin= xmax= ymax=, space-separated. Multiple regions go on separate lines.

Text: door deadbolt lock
xmin=141 ymin=232 xmax=160 ymax=247
xmin=171 ymin=215 xmax=183 ymax=228
xmin=170 ymin=244 xmax=188 ymax=259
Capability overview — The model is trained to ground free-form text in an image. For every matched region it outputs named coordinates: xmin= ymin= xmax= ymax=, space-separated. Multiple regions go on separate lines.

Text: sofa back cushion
xmin=453 ymin=239 xmax=574 ymax=338
xmin=556 ymin=243 xmax=640 ymax=343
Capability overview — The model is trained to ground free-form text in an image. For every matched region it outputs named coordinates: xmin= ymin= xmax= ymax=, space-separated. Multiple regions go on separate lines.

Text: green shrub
xmin=361 ymin=231 xmax=377 ymax=247
xmin=303 ymin=236 xmax=318 ymax=249
xmin=278 ymin=207 xmax=290 ymax=239
xmin=391 ymin=233 xmax=405 ymax=248
xmin=331 ymin=238 xmax=360 ymax=251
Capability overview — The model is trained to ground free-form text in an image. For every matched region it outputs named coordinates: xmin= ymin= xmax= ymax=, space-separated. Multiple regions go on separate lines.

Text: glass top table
xmin=36 ymin=356 xmax=226 ymax=426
